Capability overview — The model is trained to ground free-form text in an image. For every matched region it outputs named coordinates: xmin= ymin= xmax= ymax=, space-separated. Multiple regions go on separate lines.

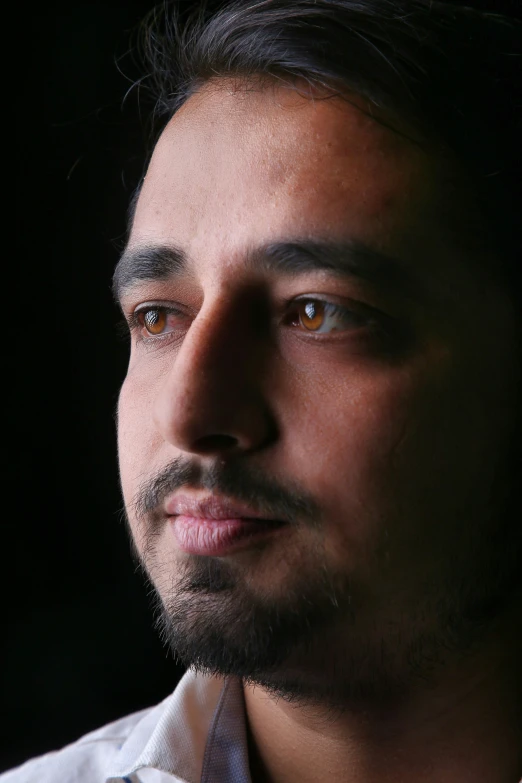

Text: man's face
xmin=116 ymin=82 xmax=520 ymax=702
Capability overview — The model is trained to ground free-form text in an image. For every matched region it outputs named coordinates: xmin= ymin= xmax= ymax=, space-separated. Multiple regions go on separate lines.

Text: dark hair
xmin=131 ymin=0 xmax=521 ymax=279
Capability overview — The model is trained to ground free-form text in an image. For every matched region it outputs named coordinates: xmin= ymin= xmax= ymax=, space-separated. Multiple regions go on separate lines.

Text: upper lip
xmin=164 ymin=494 xmax=278 ymax=522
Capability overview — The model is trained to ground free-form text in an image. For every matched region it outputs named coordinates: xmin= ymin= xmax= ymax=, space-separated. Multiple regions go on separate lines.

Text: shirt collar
xmin=105 ymin=669 xmax=250 ymax=783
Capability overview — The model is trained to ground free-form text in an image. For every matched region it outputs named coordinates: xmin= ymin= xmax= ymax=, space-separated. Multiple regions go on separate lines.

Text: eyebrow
xmin=112 ymin=238 xmax=424 ymax=305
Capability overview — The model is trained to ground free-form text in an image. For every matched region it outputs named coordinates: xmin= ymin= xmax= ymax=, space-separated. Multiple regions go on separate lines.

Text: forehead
xmin=130 ymin=81 xmax=447 ymax=269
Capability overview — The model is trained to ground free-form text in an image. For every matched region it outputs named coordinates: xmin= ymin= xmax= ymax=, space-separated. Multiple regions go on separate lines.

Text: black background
xmin=8 ymin=2 xmax=186 ymax=772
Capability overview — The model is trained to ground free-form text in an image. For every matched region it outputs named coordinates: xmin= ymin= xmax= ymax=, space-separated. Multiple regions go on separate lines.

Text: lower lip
xmin=169 ymin=515 xmax=286 ymax=556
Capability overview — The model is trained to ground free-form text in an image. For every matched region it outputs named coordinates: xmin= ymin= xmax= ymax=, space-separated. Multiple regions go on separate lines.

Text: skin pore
xmin=116 ymin=80 xmax=522 ymax=782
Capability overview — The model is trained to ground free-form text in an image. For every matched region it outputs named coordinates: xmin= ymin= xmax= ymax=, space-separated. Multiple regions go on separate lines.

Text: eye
xmin=290 ymin=299 xmax=367 ymax=334
xmin=130 ymin=305 xmax=188 ymax=341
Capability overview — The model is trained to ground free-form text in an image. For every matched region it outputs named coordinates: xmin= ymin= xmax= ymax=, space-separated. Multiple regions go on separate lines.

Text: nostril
xmin=192 ymin=434 xmax=240 ymax=453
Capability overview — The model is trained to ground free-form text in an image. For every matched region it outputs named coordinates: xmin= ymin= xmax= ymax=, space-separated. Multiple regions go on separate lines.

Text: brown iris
xmin=142 ymin=308 xmax=167 ymax=335
xmin=299 ymin=300 xmax=325 ymax=331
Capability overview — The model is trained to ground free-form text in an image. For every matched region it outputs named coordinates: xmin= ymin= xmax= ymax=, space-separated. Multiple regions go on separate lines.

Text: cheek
xmin=290 ymin=377 xmax=416 ymax=492
xmin=296 ymin=355 xmax=508 ymax=574
xmin=277 ymin=355 xmax=470 ymax=553
xmin=117 ymin=373 xmax=158 ymax=505
xmin=117 ymin=374 xmax=169 ymax=563
xmin=277 ymin=365 xmax=414 ymax=500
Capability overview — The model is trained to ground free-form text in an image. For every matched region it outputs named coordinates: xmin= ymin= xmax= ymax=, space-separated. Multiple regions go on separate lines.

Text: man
xmin=4 ymin=0 xmax=521 ymax=781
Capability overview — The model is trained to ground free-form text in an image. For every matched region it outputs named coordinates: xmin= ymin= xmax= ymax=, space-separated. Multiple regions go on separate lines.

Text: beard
xmin=150 ymin=550 xmax=354 ymax=695
xmin=129 ymin=457 xmax=360 ymax=702
xmin=126 ymin=455 xmax=522 ymax=709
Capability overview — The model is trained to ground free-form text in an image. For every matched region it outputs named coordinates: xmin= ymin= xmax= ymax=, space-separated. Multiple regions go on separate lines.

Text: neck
xmin=244 ymin=616 xmax=522 ymax=783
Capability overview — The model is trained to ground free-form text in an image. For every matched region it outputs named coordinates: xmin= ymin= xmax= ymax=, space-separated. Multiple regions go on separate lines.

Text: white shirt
xmin=1 ymin=670 xmax=252 ymax=782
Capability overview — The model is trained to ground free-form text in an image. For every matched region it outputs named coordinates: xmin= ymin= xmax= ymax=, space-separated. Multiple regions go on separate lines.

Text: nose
xmin=152 ymin=297 xmax=277 ymax=456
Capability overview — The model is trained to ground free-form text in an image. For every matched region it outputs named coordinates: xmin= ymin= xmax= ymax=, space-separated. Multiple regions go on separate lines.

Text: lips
xmin=165 ymin=495 xmax=277 ymax=521
xmin=165 ymin=495 xmax=287 ymax=556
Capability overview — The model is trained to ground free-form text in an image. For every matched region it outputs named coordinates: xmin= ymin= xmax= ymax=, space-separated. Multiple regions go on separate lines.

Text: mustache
xmin=133 ymin=457 xmax=321 ymax=527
